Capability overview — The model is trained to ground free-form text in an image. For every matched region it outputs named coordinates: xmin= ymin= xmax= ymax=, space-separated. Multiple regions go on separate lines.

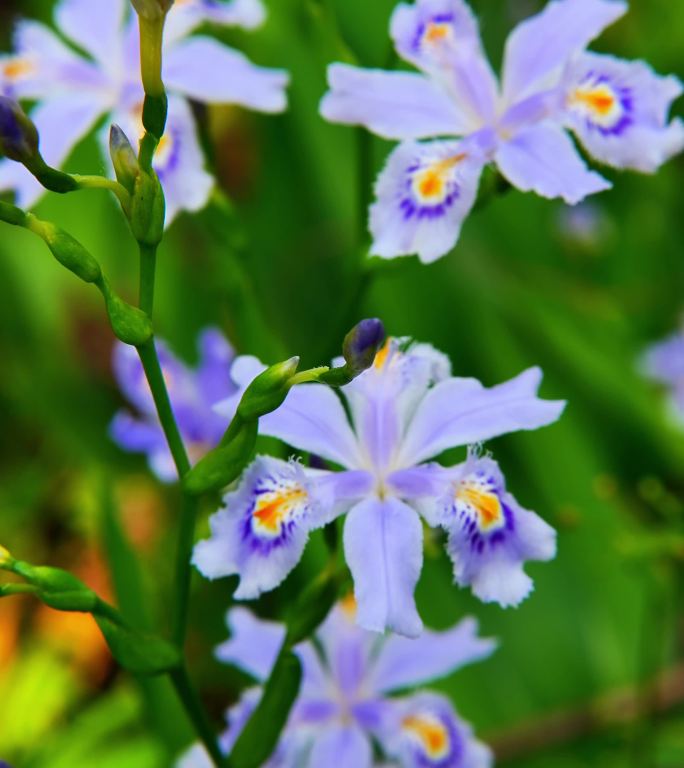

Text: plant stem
xmin=171 ymin=665 xmax=228 ymax=768
xmin=139 ymin=242 xmax=157 ymax=317
xmin=72 ymin=174 xmax=131 ymax=209
xmin=172 ymin=493 xmax=199 ymax=648
xmin=137 ymin=341 xmax=190 ymax=477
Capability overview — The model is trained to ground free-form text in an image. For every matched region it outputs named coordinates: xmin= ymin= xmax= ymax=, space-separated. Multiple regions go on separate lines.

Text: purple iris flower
xmin=178 ymin=603 xmax=496 ymax=768
xmin=194 ymin=338 xmax=565 ymax=636
xmin=0 ymin=0 xmax=288 ymax=223
xmin=641 ymin=329 xmax=684 ymax=420
xmin=320 ymin=0 xmax=683 ymax=263
xmin=111 ymin=327 xmax=244 ymax=481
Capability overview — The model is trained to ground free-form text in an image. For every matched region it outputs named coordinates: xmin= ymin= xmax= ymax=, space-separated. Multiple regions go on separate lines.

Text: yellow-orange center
xmin=253 ymin=488 xmax=306 ymax=533
xmin=457 ymin=484 xmax=503 ymax=531
xmin=413 ymin=154 xmax=466 ymax=203
xmin=403 ymin=716 xmax=450 ymax=758
xmin=2 ymin=59 xmax=33 ymax=81
xmin=373 ymin=337 xmax=393 ymax=369
xmin=424 ymin=22 xmax=452 ymax=44
xmin=571 ymin=85 xmax=616 ymax=116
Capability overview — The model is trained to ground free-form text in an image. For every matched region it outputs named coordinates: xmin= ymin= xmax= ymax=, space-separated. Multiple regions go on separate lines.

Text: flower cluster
xmin=193 ymin=337 xmax=564 ymax=637
xmin=0 ymin=0 xmax=288 ymax=223
xmin=320 ymin=0 xmax=684 ymax=262
xmin=179 ymin=602 xmax=496 ymax=768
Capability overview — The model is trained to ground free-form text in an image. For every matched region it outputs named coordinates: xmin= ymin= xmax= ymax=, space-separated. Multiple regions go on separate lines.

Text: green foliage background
xmin=1 ymin=0 xmax=683 ymax=766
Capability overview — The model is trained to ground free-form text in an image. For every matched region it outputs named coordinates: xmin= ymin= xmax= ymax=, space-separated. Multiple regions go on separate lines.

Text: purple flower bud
xmin=343 ymin=317 xmax=385 ymax=373
xmin=0 ymin=96 xmax=39 ymax=164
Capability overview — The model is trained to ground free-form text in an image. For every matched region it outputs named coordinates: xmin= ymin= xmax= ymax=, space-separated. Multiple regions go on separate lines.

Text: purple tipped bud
xmin=109 ymin=125 xmax=139 ymax=192
xmin=0 ymin=96 xmax=39 ymax=164
xmin=130 ymin=0 xmax=174 ymax=19
xmin=343 ymin=318 xmax=385 ymax=374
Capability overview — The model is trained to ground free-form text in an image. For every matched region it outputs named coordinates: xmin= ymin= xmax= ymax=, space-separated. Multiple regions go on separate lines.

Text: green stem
xmin=172 ymin=493 xmax=199 ymax=648
xmin=138 ymin=242 xmax=157 ymax=316
xmin=170 ymin=666 xmax=228 ymax=768
xmin=137 ymin=341 xmax=191 ymax=477
xmin=72 ymin=174 xmax=131 ymax=209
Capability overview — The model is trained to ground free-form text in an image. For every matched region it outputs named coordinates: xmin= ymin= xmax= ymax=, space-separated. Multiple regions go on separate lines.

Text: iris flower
xmin=0 ymin=0 xmax=288 ymax=223
xmin=320 ymin=0 xmax=684 ymax=263
xmin=179 ymin=602 xmax=496 ymax=768
xmin=194 ymin=338 xmax=565 ymax=637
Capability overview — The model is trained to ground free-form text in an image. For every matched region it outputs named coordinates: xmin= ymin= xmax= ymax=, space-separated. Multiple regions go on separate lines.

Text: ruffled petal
xmin=390 ymin=0 xmax=499 ymax=126
xmin=164 ymin=37 xmax=289 ymax=113
xmin=399 ymin=367 xmax=565 ymax=465
xmin=54 ymin=0 xmax=127 ymax=75
xmin=308 ymin=725 xmax=372 ymax=768
xmin=343 ymin=497 xmax=423 ymax=637
xmin=320 ymin=63 xmax=472 ymax=139
xmin=494 ymin=121 xmax=611 ymax=204
xmin=192 ymin=457 xmax=331 ymax=598
xmin=380 ymin=692 xmax=493 ymax=768
xmin=370 ymin=616 xmax=496 ymax=693
xmin=442 ymin=455 xmax=557 ymax=607
xmin=562 ymin=51 xmax=684 ymax=172
xmin=370 ymin=140 xmax=485 ymax=263
xmin=502 ymin=0 xmax=627 ymax=103
xmin=214 ymin=607 xmax=285 ymax=682
xmin=260 ymin=383 xmax=362 ymax=469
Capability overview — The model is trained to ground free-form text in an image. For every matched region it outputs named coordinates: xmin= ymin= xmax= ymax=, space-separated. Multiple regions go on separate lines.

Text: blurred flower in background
xmin=0 ymin=0 xmax=289 ymax=222
xmin=641 ymin=327 xmax=684 ymax=423
xmin=320 ymin=0 xmax=683 ymax=262
xmin=179 ymin=601 xmax=496 ymax=768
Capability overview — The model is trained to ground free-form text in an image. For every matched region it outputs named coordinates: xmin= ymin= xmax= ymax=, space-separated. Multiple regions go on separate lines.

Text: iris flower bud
xmin=0 ymin=96 xmax=39 ymax=164
xmin=109 ymin=125 xmax=139 ymax=193
xmin=343 ymin=317 xmax=385 ymax=374
xmin=130 ymin=0 xmax=174 ymax=19
xmin=237 ymin=356 xmax=301 ymax=421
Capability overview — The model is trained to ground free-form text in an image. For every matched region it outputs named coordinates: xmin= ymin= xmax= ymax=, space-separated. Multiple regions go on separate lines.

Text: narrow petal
xmin=214 ymin=607 xmax=285 ymax=682
xmin=399 ymin=367 xmax=565 ymax=465
xmin=387 ymin=464 xmax=451 ymax=502
xmin=260 ymin=384 xmax=362 ymax=469
xmin=380 ymin=692 xmax=493 ymax=768
xmin=442 ymin=455 xmax=557 ymax=607
xmin=320 ymin=63 xmax=472 ymax=140
xmin=109 ymin=411 xmax=165 ymax=454
xmin=55 ymin=0 xmax=127 ymax=75
xmin=502 ymin=0 xmax=628 ymax=102
xmin=192 ymin=457 xmax=330 ymax=598
xmin=164 ymin=37 xmax=289 ymax=113
xmin=12 ymin=19 xmax=107 ymax=98
xmin=390 ymin=0 xmax=499 ymax=125
xmin=494 ymin=121 xmax=611 ymax=204
xmin=371 ymin=616 xmax=496 ymax=693
xmin=196 ymin=327 xmax=238 ymax=408
xmin=343 ymin=497 xmax=423 ymax=637
xmin=562 ymin=52 xmax=684 ymax=172
xmin=165 ymin=0 xmax=266 ymax=43
xmin=370 ymin=140 xmax=485 ymax=263
xmin=308 ymin=725 xmax=372 ymax=768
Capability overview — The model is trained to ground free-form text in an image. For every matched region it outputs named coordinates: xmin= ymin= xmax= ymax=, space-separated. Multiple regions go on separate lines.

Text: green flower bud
xmin=183 ymin=419 xmax=258 ymax=495
xmin=130 ymin=170 xmax=165 ymax=246
xmin=97 ymin=276 xmax=153 ymax=346
xmin=9 ymin=560 xmax=98 ymax=612
xmin=130 ymin=0 xmax=174 ymax=19
xmin=34 ymin=220 xmax=102 ymax=283
xmin=109 ymin=125 xmax=139 ymax=193
xmin=0 ymin=96 xmax=39 ymax=164
xmin=237 ymin=357 xmax=300 ymax=421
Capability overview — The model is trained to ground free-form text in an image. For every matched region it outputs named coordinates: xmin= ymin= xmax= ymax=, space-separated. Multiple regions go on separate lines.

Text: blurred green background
xmin=1 ymin=0 xmax=684 ymax=766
